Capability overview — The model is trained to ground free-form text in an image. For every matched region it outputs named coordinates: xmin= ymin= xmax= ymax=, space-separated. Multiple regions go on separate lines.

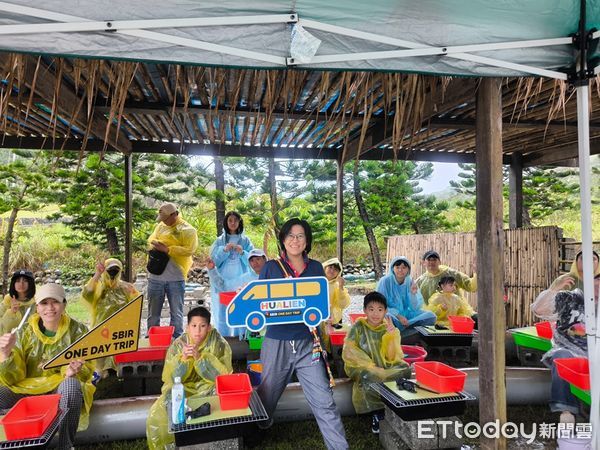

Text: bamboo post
xmin=476 ymin=78 xmax=507 ymax=449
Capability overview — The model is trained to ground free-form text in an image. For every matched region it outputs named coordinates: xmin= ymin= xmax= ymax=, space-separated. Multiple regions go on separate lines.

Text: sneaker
xmin=371 ymin=414 xmax=380 ymax=434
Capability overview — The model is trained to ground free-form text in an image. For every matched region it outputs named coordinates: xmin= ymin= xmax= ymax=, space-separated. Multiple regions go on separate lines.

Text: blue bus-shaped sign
xmin=226 ymin=276 xmax=330 ymax=332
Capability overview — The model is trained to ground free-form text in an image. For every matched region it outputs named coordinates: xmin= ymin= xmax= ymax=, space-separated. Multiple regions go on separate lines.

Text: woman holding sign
xmin=257 ymin=218 xmax=348 ymax=450
xmin=0 ymin=283 xmax=95 ymax=449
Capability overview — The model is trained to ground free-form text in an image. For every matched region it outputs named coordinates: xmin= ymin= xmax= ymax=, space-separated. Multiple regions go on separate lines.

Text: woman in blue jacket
xmin=209 ymin=211 xmax=253 ymax=336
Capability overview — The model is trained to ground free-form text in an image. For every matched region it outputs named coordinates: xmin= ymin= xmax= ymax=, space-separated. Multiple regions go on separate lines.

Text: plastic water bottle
xmin=171 ymin=377 xmax=186 ymax=425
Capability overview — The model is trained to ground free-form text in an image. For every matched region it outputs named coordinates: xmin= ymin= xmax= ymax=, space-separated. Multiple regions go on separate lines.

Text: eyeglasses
xmin=285 ymin=233 xmax=306 ymax=241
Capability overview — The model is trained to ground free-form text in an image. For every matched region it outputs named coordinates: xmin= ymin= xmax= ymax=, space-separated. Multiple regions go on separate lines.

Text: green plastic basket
xmin=511 ymin=327 xmax=552 ymax=352
xmin=570 ymin=384 xmax=591 ymax=405
xmin=248 ymin=336 xmax=264 ymax=350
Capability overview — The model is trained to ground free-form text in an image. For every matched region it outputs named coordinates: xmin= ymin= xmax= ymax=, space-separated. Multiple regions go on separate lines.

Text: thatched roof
xmin=1 ymin=53 xmax=599 ymax=166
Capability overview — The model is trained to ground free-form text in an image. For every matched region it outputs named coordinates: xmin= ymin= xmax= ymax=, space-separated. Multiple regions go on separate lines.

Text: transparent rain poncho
xmin=0 ymin=313 xmax=96 ymax=430
xmin=146 ymin=328 xmax=233 ymax=450
xmin=0 ymin=295 xmax=35 ymax=334
xmin=426 ymin=292 xmax=474 ymax=327
xmin=81 ymin=258 xmax=139 ymax=372
xmin=342 ymin=318 xmax=411 ymax=414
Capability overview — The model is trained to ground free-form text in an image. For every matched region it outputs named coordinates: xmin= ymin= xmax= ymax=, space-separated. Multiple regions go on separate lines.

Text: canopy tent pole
xmin=476 ymin=77 xmax=507 ymax=450
xmin=576 ymin=82 xmax=599 ymax=449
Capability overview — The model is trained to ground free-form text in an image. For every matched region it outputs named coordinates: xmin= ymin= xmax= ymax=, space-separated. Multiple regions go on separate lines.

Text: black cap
xmin=12 ymin=270 xmax=34 ymax=280
xmin=423 ymin=250 xmax=440 ymax=260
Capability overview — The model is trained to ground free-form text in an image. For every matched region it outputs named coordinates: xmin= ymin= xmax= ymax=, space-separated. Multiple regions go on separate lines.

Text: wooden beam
xmin=0 ymin=136 xmax=109 ymax=152
xmin=2 ymin=57 xmax=131 ymax=153
xmin=124 ymin=153 xmax=133 ymax=282
xmin=509 ymin=152 xmax=523 ymax=229
xmin=429 ymin=117 xmax=600 ymax=132
xmin=476 ymin=77 xmax=507 ymax=450
xmin=523 ymin=139 xmax=600 ymax=166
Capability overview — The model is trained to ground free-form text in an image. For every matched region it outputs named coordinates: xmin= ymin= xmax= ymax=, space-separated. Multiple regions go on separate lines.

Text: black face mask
xmin=106 ymin=268 xmax=120 ymax=279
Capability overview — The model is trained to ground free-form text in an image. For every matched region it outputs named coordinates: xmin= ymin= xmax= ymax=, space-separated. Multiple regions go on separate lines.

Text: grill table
xmin=370 ymin=382 xmax=475 ymax=421
xmin=170 ymin=391 xmax=268 ymax=447
xmin=0 ymin=408 xmax=68 ymax=450
xmin=415 ymin=326 xmax=474 ymax=347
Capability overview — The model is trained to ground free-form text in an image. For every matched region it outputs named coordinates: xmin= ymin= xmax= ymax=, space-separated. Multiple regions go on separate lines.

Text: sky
xmin=418 ymin=162 xmax=462 ymax=194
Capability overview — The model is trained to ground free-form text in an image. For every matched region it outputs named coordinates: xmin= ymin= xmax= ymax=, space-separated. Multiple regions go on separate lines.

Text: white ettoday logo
xmin=418 ymin=420 xmax=593 ymax=444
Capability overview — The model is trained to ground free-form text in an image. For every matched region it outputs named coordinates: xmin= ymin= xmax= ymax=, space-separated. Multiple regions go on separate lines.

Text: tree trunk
xmin=1 ymin=206 xmax=19 ymax=295
xmin=214 ymin=157 xmax=226 ymax=236
xmin=106 ymin=227 xmax=120 ymax=255
xmin=267 ymin=158 xmax=281 ymax=236
xmin=353 ymin=164 xmax=383 ymax=279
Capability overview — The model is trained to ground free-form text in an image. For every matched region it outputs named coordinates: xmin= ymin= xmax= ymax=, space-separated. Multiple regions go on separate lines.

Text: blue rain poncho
xmin=209 ymin=230 xmax=253 ymax=336
xmin=376 ymin=257 xmax=426 ymax=321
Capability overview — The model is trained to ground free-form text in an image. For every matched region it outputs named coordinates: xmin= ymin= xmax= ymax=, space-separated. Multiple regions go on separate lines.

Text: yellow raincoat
xmin=0 ymin=295 xmax=35 ymax=334
xmin=342 ymin=318 xmax=411 ymax=414
xmin=81 ymin=258 xmax=140 ymax=372
xmin=322 ymin=258 xmax=351 ymax=324
xmin=146 ymin=328 xmax=233 ymax=450
xmin=0 ymin=313 xmax=95 ymax=430
xmin=147 ymin=215 xmax=198 ymax=278
xmin=416 ymin=265 xmax=477 ymax=305
xmin=425 ymin=292 xmax=475 ymax=327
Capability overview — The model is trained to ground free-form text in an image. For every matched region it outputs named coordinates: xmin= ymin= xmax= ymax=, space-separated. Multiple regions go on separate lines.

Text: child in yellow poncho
xmin=0 ymin=270 xmax=36 ymax=334
xmin=81 ymin=258 xmax=140 ymax=374
xmin=342 ymin=292 xmax=411 ymax=434
xmin=146 ymin=306 xmax=233 ymax=450
xmin=323 ymin=258 xmax=351 ymax=325
xmin=426 ymin=276 xmax=475 ymax=327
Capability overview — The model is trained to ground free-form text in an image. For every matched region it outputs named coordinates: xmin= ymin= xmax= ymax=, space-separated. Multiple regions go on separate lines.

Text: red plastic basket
xmin=216 ymin=373 xmax=252 ymax=410
xmin=114 ymin=346 xmax=168 ymax=363
xmin=414 ymin=361 xmax=467 ymax=393
xmin=554 ymin=357 xmax=590 ymax=391
xmin=534 ymin=321 xmax=553 ymax=340
xmin=148 ymin=326 xmax=175 ymax=347
xmin=448 ymin=316 xmax=475 ymax=334
xmin=402 ymin=345 xmax=428 ymax=365
xmin=1 ymin=394 xmax=60 ymax=440
xmin=329 ymin=331 xmax=347 ymax=346
xmin=219 ymin=291 xmax=236 ymax=306
xmin=349 ymin=313 xmax=367 ymax=324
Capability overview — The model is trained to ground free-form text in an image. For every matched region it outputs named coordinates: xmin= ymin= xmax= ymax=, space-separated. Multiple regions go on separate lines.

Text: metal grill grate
xmin=170 ymin=390 xmax=268 ymax=433
xmin=415 ymin=326 xmax=476 ymax=338
xmin=369 ymin=382 xmax=476 ymax=408
xmin=0 ymin=407 xmax=68 ymax=449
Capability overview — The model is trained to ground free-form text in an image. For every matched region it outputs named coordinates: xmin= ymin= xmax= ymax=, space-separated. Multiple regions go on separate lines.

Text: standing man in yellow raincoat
xmin=147 ymin=202 xmax=198 ymax=338
xmin=0 ymin=283 xmax=95 ymax=449
xmin=146 ymin=306 xmax=232 ymax=449
xmin=81 ymin=258 xmax=139 ymax=375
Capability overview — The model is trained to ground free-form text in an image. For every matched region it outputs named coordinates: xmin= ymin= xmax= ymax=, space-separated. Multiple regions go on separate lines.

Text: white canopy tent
xmin=0 ymin=1 xmax=598 ymax=447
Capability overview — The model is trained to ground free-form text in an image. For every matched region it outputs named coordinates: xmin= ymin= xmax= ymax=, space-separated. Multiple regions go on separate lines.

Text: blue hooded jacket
xmin=376 ymin=256 xmax=425 ymax=320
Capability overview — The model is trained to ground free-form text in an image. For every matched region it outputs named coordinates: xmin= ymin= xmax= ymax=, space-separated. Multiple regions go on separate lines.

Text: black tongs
xmin=396 ymin=378 xmax=438 ymax=394
xmin=185 ymin=402 xmax=211 ymax=420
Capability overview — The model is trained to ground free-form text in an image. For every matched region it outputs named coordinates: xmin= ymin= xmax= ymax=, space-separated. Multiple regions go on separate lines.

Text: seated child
xmin=342 ymin=292 xmax=411 ymax=434
xmin=146 ymin=307 xmax=233 ymax=449
xmin=426 ymin=276 xmax=474 ymax=328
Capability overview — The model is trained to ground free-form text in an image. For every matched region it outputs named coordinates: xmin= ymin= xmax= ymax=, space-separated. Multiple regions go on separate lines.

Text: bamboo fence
xmin=386 ymin=226 xmax=563 ymax=328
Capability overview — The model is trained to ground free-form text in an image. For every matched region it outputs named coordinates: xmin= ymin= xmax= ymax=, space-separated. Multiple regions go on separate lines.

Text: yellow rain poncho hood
xmin=146 ymin=328 xmax=232 ymax=450
xmin=147 ymin=215 xmax=198 ymax=278
xmin=342 ymin=318 xmax=410 ymax=414
xmin=416 ymin=264 xmax=477 ymax=304
xmin=81 ymin=258 xmax=140 ymax=327
xmin=323 ymin=258 xmax=350 ymax=324
xmin=0 ymin=313 xmax=95 ymax=430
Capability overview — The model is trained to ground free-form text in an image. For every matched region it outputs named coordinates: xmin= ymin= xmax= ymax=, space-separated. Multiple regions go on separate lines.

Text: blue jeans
xmin=548 ymin=348 xmax=581 ymax=414
xmin=388 ymin=310 xmax=437 ymax=337
xmin=147 ymin=279 xmax=185 ymax=338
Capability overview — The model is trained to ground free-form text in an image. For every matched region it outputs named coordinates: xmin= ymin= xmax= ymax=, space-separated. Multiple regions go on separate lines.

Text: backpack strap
xmin=275 ymin=258 xmax=294 ymax=279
